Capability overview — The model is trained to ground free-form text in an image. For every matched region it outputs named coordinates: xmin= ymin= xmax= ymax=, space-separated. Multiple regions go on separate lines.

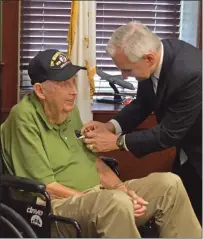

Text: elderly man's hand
xmin=127 ymin=190 xmax=148 ymax=217
xmin=116 ymin=184 xmax=148 ymax=217
xmin=83 ymin=127 xmax=119 ymax=152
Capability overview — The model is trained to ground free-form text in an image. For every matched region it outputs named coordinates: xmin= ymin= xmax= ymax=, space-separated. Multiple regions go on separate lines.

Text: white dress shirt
xmin=110 ymin=43 xmax=188 ymax=165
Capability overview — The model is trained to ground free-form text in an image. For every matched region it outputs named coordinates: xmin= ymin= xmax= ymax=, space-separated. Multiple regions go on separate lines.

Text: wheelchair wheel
xmin=0 ymin=203 xmax=37 ymax=238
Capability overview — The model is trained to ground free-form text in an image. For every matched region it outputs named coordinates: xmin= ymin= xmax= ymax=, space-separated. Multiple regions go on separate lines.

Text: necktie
xmin=147 ymin=76 xmax=157 ymax=111
xmin=151 ymin=75 xmax=158 ymax=94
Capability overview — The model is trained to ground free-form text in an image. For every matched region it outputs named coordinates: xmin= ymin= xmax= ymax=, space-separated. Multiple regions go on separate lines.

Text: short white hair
xmin=106 ymin=21 xmax=161 ymax=62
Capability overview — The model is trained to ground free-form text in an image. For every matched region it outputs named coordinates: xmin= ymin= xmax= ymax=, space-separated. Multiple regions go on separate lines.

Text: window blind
xmin=20 ymin=0 xmax=71 ymax=96
xmin=95 ymin=0 xmax=181 ymax=95
xmin=20 ymin=0 xmax=181 ymax=97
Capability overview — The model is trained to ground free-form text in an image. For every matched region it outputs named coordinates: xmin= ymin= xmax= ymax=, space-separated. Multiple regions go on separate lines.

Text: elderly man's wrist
xmin=112 ymin=182 xmax=128 ymax=192
xmin=117 ymin=184 xmax=128 ymax=192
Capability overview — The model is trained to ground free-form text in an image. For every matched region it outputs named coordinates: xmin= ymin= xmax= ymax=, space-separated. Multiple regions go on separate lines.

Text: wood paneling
xmin=93 ymin=101 xmax=176 ymax=181
xmin=0 ymin=1 xmax=19 ymax=123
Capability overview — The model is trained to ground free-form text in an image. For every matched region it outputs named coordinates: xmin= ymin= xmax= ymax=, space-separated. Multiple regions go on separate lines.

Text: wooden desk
xmin=92 ymin=100 xmax=176 ymax=181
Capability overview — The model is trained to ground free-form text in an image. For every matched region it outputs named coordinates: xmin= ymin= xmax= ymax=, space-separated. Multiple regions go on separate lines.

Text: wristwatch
xmin=116 ymin=135 xmax=125 ymax=151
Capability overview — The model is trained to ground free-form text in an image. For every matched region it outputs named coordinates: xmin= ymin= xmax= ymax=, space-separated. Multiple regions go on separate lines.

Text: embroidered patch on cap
xmin=50 ymin=52 xmax=70 ymax=69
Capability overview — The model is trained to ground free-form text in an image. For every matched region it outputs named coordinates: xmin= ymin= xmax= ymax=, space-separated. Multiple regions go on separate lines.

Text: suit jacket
xmin=113 ymin=39 xmax=202 ymax=177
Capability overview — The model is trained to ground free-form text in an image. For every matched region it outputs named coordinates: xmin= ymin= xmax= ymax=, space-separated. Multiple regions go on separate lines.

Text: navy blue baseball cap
xmin=28 ymin=49 xmax=86 ymax=85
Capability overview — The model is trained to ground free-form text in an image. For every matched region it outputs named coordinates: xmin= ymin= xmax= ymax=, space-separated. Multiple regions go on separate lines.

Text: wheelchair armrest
xmin=1 ymin=175 xmax=46 ymax=194
xmin=100 ymin=156 xmax=120 ymax=177
xmin=100 ymin=156 xmax=118 ymax=168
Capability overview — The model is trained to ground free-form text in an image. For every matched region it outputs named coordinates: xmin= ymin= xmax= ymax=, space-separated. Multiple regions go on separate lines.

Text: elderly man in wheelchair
xmin=0 ymin=49 xmax=201 ymax=238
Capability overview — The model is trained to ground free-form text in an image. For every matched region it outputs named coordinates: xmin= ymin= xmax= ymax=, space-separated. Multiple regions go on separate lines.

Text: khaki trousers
xmin=51 ymin=172 xmax=201 ymax=238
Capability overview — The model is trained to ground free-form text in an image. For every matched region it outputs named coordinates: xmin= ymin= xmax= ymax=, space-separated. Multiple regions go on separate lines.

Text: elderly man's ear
xmin=143 ymin=52 xmax=156 ymax=66
xmin=34 ymin=83 xmax=46 ymax=100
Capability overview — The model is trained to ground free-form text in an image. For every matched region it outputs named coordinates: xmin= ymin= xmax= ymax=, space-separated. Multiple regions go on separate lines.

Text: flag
xmin=68 ymin=1 xmax=96 ymax=123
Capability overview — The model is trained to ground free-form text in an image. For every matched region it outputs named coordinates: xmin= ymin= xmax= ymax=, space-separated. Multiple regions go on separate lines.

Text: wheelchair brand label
xmin=27 ymin=206 xmax=43 ymax=216
xmin=27 ymin=207 xmax=43 ymax=228
xmin=30 ymin=215 xmax=43 ymax=228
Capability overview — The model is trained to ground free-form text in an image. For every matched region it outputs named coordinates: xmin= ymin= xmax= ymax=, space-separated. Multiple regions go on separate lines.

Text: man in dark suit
xmin=81 ymin=21 xmax=202 ymax=224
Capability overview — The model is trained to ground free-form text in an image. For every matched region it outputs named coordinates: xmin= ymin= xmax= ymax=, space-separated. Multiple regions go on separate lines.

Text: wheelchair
xmin=0 ymin=149 xmax=158 ymax=237
xmin=0 ymin=202 xmax=37 ymax=238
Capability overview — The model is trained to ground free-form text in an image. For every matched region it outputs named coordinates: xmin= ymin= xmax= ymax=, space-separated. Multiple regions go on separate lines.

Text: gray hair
xmin=106 ymin=21 xmax=161 ymax=62
xmin=35 ymin=80 xmax=59 ymax=93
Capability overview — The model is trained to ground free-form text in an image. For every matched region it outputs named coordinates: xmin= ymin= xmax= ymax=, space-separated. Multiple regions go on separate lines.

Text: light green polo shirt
xmin=1 ymin=93 xmax=100 ymax=191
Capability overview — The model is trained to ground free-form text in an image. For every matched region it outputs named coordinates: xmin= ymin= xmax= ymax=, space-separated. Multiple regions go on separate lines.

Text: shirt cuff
xmin=109 ymin=119 xmax=122 ymax=135
xmin=123 ymin=135 xmax=129 ymax=151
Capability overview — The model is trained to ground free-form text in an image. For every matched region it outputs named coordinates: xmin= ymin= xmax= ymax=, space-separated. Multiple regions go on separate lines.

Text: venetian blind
xmin=20 ymin=0 xmax=181 ymax=96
